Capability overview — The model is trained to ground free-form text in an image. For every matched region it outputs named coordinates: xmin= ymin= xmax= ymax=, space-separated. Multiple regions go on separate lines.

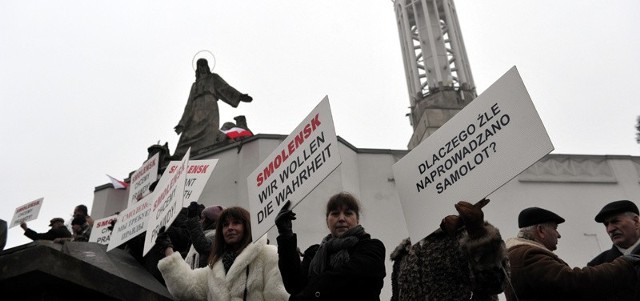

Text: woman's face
xmin=222 ymin=217 xmax=245 ymax=248
xmin=326 ymin=206 xmax=359 ymax=237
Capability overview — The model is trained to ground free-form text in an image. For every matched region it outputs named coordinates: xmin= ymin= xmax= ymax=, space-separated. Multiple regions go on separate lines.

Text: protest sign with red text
xmin=9 ymin=197 xmax=44 ymax=228
xmin=248 ymin=96 xmax=342 ymax=241
xmin=142 ymin=148 xmax=190 ymax=256
xmin=89 ymin=214 xmax=118 ymax=245
xmin=128 ymin=152 xmax=159 ymax=207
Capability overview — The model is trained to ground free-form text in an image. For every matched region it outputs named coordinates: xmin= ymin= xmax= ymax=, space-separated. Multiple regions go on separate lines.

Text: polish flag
xmin=222 ymin=127 xmax=253 ymax=139
xmin=106 ymin=174 xmax=129 ymax=190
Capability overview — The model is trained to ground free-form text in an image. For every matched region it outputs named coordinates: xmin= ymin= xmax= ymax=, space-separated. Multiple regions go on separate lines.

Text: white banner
xmin=142 ymin=148 xmax=190 ymax=256
xmin=89 ymin=214 xmax=118 ymax=245
xmin=9 ymin=197 xmax=44 ymax=228
xmin=248 ymin=96 xmax=342 ymax=241
xmin=164 ymin=159 xmax=218 ymax=206
xmin=393 ymin=66 xmax=554 ymax=243
xmin=107 ymin=197 xmax=152 ymax=251
xmin=128 ymin=152 xmax=160 ymax=207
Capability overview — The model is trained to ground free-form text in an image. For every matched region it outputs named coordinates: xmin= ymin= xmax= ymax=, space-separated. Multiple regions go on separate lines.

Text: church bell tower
xmin=394 ymin=0 xmax=476 ymax=149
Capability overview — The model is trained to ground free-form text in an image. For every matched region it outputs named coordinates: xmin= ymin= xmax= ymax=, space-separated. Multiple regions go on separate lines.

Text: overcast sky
xmin=2 ymin=0 xmax=639 ymax=249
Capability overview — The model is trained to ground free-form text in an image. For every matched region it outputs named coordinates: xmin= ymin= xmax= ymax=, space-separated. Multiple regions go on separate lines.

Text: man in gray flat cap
xmin=504 ymin=207 xmax=640 ymax=301
xmin=588 ymin=200 xmax=640 ymax=266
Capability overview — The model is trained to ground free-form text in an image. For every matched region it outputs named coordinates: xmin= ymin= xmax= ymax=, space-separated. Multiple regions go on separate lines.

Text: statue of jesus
xmin=173 ymin=58 xmax=252 ymax=158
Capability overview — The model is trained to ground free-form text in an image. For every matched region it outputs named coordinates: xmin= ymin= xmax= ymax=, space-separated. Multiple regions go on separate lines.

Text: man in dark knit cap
xmin=504 ymin=207 xmax=640 ymax=301
xmin=588 ymin=200 xmax=640 ymax=266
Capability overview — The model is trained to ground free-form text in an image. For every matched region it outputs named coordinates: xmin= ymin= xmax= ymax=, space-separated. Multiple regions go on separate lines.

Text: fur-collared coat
xmin=390 ymin=222 xmax=508 ymax=301
xmin=158 ymin=236 xmax=289 ymax=301
xmin=505 ymin=237 xmax=638 ymax=301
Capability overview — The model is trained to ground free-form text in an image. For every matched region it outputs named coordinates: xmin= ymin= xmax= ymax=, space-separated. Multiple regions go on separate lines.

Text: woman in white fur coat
xmin=157 ymin=207 xmax=289 ymax=301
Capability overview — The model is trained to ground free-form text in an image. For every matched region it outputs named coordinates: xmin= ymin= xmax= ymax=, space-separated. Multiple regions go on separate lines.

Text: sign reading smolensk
xmin=393 ymin=66 xmax=554 ymax=243
xmin=248 ymin=96 xmax=341 ymax=241
xmin=142 ymin=148 xmax=190 ymax=256
xmin=164 ymin=159 xmax=218 ymax=205
xmin=128 ymin=152 xmax=159 ymax=207
xmin=9 ymin=197 xmax=44 ymax=228
xmin=89 ymin=214 xmax=118 ymax=245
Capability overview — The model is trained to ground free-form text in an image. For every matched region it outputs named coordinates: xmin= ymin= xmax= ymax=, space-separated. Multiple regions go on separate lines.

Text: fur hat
xmin=518 ymin=207 xmax=565 ymax=228
xmin=201 ymin=205 xmax=224 ymax=222
xmin=595 ymin=200 xmax=639 ymax=223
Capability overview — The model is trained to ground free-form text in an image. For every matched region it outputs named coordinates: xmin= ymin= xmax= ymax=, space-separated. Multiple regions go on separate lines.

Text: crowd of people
xmin=5 ymin=194 xmax=640 ymax=300
xmin=150 ymin=193 xmax=638 ymax=301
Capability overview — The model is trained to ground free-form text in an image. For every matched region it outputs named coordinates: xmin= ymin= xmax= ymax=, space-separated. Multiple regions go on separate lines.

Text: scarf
xmin=222 ymin=250 xmax=238 ymax=273
xmin=308 ymin=225 xmax=368 ymax=277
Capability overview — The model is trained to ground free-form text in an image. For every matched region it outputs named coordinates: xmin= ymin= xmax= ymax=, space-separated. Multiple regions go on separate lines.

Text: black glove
xmin=275 ymin=201 xmax=296 ymax=236
xmin=155 ymin=226 xmax=173 ymax=255
xmin=107 ymin=219 xmax=116 ymax=232
xmin=187 ymin=202 xmax=204 ymax=219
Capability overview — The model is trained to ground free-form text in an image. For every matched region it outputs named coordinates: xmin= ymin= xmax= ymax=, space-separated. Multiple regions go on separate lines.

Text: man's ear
xmin=535 ymin=224 xmax=546 ymax=238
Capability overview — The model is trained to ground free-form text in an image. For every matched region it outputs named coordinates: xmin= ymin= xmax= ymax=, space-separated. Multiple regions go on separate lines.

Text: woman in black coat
xmin=275 ymin=192 xmax=386 ymax=301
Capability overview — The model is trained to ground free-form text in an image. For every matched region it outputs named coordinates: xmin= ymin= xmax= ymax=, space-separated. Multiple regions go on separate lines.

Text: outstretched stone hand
xmin=240 ymin=94 xmax=253 ymax=103
xmin=174 ymin=125 xmax=184 ymax=135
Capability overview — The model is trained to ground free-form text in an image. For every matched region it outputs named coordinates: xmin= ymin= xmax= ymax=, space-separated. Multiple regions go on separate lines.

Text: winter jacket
xmin=24 ymin=226 xmax=72 ymax=241
xmin=504 ymin=237 xmax=638 ymax=301
xmin=587 ymin=245 xmax=640 ymax=301
xmin=167 ymin=208 xmax=194 ymax=256
xmin=73 ymin=224 xmax=92 ymax=242
xmin=277 ymin=231 xmax=386 ymax=301
xmin=158 ymin=236 xmax=289 ymax=301
xmin=390 ymin=222 xmax=507 ymax=301
xmin=185 ymin=215 xmax=216 ymax=269
xmin=588 ymin=242 xmax=640 ymax=266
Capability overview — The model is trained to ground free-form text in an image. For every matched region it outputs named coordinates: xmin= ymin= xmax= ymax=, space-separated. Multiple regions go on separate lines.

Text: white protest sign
xmin=393 ymin=66 xmax=554 ymax=243
xmin=89 ymin=214 xmax=118 ymax=245
xmin=128 ymin=152 xmax=160 ymax=207
xmin=10 ymin=197 xmax=44 ymax=228
xmin=164 ymin=159 xmax=218 ymax=206
xmin=142 ymin=148 xmax=190 ymax=256
xmin=107 ymin=197 xmax=152 ymax=251
xmin=248 ymin=96 xmax=342 ymax=241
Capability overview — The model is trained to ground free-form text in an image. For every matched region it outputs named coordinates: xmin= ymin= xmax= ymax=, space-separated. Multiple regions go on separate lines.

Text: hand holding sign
xmin=440 ymin=198 xmax=489 ymax=236
xmin=275 ymin=201 xmax=296 ymax=236
xmin=455 ymin=199 xmax=489 ymax=239
xmin=155 ymin=226 xmax=173 ymax=256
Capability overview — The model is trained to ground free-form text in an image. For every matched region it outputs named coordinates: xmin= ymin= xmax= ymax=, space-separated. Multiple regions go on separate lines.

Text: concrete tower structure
xmin=394 ymin=0 xmax=476 ymax=149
